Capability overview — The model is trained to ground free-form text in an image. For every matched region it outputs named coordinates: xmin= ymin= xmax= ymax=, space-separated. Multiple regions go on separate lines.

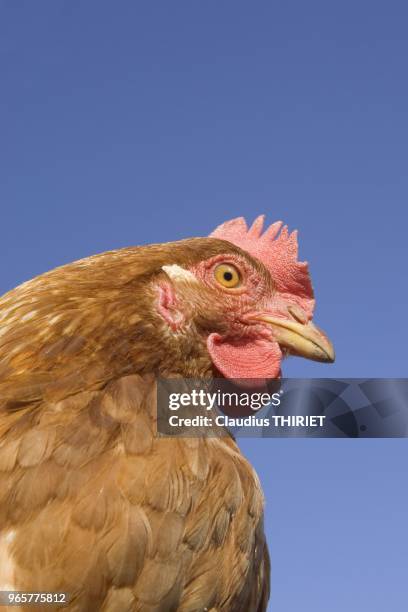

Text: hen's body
xmin=0 ymin=239 xmax=270 ymax=611
xmin=0 ymin=376 xmax=269 ymax=611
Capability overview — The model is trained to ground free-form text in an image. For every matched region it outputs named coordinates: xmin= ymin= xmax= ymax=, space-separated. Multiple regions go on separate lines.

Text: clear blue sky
xmin=1 ymin=2 xmax=407 ymax=610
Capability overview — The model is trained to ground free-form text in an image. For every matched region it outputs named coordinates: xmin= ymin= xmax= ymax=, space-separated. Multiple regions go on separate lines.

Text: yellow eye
xmin=214 ymin=263 xmax=241 ymax=288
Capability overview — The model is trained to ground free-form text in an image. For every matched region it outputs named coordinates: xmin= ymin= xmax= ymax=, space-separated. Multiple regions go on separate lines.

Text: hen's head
xmin=151 ymin=215 xmax=334 ymax=383
xmin=0 ymin=215 xmax=334 ymax=398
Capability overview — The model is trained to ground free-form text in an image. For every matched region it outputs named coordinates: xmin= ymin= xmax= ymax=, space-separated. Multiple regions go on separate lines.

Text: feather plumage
xmin=0 ymin=236 xmax=271 ymax=611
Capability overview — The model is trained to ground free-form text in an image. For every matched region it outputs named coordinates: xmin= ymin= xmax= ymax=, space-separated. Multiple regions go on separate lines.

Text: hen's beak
xmin=253 ymin=314 xmax=335 ymax=363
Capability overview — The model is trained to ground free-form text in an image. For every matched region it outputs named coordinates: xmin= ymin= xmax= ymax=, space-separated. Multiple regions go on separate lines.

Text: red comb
xmin=210 ymin=215 xmax=315 ymax=314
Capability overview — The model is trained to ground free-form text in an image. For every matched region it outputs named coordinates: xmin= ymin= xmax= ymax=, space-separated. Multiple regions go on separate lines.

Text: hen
xmin=0 ymin=216 xmax=334 ymax=611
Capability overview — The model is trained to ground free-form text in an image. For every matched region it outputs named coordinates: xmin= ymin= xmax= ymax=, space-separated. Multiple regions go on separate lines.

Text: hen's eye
xmin=214 ymin=263 xmax=241 ymax=288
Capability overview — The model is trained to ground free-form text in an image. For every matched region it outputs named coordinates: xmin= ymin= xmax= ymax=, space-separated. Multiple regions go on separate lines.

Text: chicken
xmin=0 ymin=215 xmax=334 ymax=611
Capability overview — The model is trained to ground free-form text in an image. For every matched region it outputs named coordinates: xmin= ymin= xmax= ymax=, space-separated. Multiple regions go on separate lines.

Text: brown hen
xmin=0 ymin=216 xmax=334 ymax=611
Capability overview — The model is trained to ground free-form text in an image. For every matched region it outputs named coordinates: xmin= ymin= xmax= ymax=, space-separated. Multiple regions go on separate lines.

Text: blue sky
xmin=1 ymin=1 xmax=407 ymax=610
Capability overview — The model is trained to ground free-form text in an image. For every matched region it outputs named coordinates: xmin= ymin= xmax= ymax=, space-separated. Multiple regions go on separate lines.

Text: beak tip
xmin=311 ymin=348 xmax=335 ymax=364
xmin=324 ymin=344 xmax=336 ymax=364
xmin=318 ymin=344 xmax=335 ymax=364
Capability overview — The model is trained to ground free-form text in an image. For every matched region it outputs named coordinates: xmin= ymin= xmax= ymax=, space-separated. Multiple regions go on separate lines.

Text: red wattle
xmin=207 ymin=333 xmax=282 ymax=386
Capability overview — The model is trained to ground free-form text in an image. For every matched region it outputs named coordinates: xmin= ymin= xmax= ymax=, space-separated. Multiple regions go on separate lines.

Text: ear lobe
xmin=156 ymin=282 xmax=185 ymax=331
